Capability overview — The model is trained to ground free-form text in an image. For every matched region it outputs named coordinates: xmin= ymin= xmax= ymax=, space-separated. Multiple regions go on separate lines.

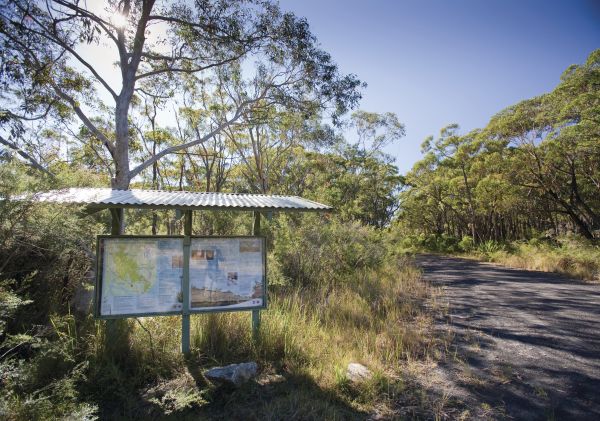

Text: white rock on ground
xmin=347 ymin=362 xmax=373 ymax=382
xmin=204 ymin=362 xmax=258 ymax=387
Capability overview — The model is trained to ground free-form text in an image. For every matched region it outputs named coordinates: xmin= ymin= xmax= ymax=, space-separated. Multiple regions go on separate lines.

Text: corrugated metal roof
xmin=20 ymin=188 xmax=332 ymax=212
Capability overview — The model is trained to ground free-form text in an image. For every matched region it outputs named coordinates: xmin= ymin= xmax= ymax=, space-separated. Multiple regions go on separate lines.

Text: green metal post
xmin=252 ymin=308 xmax=261 ymax=336
xmin=182 ymin=210 xmax=192 ymax=354
xmin=106 ymin=208 xmax=124 ymax=351
xmin=110 ymin=208 xmax=122 ymax=235
xmin=252 ymin=211 xmax=261 ymax=339
xmin=253 ymin=210 xmax=261 ymax=236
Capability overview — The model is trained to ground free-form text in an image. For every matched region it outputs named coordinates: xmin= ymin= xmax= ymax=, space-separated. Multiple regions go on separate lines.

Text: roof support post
xmin=106 ymin=207 xmax=127 ymax=358
xmin=181 ymin=210 xmax=192 ymax=355
xmin=252 ymin=211 xmax=261 ymax=340
xmin=253 ymin=211 xmax=261 ymax=236
xmin=110 ymin=208 xmax=124 ymax=235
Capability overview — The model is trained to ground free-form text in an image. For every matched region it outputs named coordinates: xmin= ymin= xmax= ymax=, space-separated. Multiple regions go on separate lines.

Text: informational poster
xmin=97 ymin=237 xmax=183 ymax=317
xmin=96 ymin=236 xmax=266 ymax=318
xmin=189 ymin=237 xmax=265 ymax=312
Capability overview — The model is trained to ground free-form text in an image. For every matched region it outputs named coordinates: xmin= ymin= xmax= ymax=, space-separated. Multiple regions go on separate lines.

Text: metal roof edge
xmin=13 ymin=187 xmax=333 ymax=212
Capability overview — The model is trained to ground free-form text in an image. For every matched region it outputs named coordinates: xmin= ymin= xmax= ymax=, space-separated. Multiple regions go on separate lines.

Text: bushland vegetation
xmin=0 ymin=2 xmax=440 ymax=418
xmin=1 ymin=0 xmax=598 ymax=418
xmin=396 ymin=50 xmax=600 ymax=281
xmin=0 ymin=160 xmax=445 ymax=419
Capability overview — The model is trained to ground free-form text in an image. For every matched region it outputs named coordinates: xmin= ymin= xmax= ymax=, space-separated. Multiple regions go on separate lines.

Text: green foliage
xmin=396 ymin=233 xmax=461 ymax=253
xmin=458 ymin=236 xmax=475 ymax=252
xmin=0 ymin=280 xmax=32 ymax=336
xmin=0 ymin=361 xmax=97 ymax=421
xmin=480 ymin=235 xmax=600 ymax=282
xmin=349 ymin=110 xmax=405 ymax=154
xmin=0 ymin=165 xmax=106 ymax=420
xmin=272 ymin=215 xmax=388 ymax=287
xmin=0 ymin=160 xmax=437 ymax=419
xmin=398 ymin=49 xmax=600 ymax=242
xmin=278 ymin=147 xmax=403 ymax=228
xmin=477 ymin=240 xmax=505 ymax=255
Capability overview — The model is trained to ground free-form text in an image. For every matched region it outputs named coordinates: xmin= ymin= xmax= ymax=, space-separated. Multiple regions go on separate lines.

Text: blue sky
xmin=279 ymin=0 xmax=600 ymax=173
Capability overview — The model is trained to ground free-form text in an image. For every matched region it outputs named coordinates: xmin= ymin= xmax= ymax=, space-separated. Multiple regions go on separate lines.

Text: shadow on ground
xmin=417 ymin=254 xmax=600 ymax=420
xmin=163 ymin=372 xmax=367 ymax=420
xmin=95 ymin=362 xmax=367 ymax=420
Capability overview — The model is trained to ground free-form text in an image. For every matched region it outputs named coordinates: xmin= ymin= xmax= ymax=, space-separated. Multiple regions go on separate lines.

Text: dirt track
xmin=417 ymin=254 xmax=600 ymax=420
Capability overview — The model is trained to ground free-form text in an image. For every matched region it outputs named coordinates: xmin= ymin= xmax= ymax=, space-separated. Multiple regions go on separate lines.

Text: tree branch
xmin=1 ymin=103 xmax=56 ymax=122
xmin=51 ymin=0 xmax=121 ymax=46
xmin=8 ymin=5 xmax=118 ymax=99
xmin=130 ymin=89 xmax=267 ymax=179
xmin=135 ymin=53 xmax=244 ymax=81
xmin=146 ymin=14 xmax=262 ymax=44
xmin=50 ymin=82 xmax=116 ymax=159
xmin=0 ymin=135 xmax=55 ymax=177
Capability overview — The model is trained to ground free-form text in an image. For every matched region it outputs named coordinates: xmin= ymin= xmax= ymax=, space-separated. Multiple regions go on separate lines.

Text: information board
xmin=189 ymin=237 xmax=265 ymax=312
xmin=97 ymin=237 xmax=184 ymax=317
xmin=96 ymin=236 xmax=266 ymax=318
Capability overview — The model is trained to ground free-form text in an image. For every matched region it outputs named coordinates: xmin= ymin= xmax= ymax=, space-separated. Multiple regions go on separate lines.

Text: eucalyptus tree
xmin=485 ymin=49 xmax=600 ymax=239
xmin=333 ymin=110 xmax=405 ymax=226
xmin=398 ymin=50 xmax=600 ymax=242
xmin=225 ymin=108 xmax=335 ymax=194
xmin=167 ymin=55 xmax=340 ymax=195
xmin=348 ymin=110 xmax=405 ymax=156
xmin=0 ymin=0 xmax=362 ymax=194
xmin=421 ymin=125 xmax=483 ymax=241
xmin=272 ymin=110 xmax=405 ymax=227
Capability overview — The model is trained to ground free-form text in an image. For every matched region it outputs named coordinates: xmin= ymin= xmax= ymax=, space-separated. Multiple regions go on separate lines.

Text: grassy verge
xmin=1 ymin=211 xmax=448 ymax=420
xmin=117 ymin=259 xmax=439 ymax=419
xmin=397 ymin=233 xmax=600 ymax=282
xmin=0 ymin=259 xmax=441 ymax=420
xmin=474 ymin=239 xmax=600 ymax=282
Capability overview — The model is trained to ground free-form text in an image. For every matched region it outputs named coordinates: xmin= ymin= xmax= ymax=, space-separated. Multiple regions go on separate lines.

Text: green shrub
xmin=475 ymin=235 xmax=600 ymax=282
xmin=458 ymin=236 xmax=475 ymax=252
xmin=477 ymin=240 xmax=504 ymax=255
xmin=272 ymin=215 xmax=387 ymax=287
xmin=395 ymin=233 xmax=461 ymax=253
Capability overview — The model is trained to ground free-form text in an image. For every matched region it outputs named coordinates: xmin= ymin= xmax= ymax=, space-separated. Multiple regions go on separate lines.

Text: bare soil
xmin=416 ymin=254 xmax=600 ymax=420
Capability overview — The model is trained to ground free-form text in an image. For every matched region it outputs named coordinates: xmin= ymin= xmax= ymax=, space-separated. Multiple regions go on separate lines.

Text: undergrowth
xmin=0 ymin=180 xmax=442 ymax=420
xmin=398 ymin=233 xmax=600 ymax=282
xmin=479 ymin=236 xmax=600 ymax=282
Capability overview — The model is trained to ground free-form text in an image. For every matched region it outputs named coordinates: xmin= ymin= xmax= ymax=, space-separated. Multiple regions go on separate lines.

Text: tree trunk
xmin=460 ymin=166 xmax=477 ymax=243
xmin=152 ymin=157 xmax=158 ymax=236
xmin=111 ymin=89 xmax=134 ymax=235
xmin=565 ymin=207 xmax=595 ymax=239
xmin=113 ymin=97 xmax=131 ymax=191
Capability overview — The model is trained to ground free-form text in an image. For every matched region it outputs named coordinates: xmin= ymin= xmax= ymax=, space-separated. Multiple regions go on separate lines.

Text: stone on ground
xmin=347 ymin=362 xmax=373 ymax=382
xmin=204 ymin=362 xmax=258 ymax=387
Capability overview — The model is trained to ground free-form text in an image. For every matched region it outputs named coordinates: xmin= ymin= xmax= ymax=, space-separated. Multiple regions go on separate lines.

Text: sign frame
xmin=94 ymin=235 xmax=267 ymax=320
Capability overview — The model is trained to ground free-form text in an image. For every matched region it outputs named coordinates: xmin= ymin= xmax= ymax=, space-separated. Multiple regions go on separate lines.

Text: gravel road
xmin=416 ymin=254 xmax=600 ymax=420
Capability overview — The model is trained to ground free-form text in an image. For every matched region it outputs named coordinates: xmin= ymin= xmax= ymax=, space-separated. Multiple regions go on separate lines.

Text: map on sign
xmin=189 ymin=238 xmax=265 ymax=311
xmin=98 ymin=238 xmax=183 ymax=316
xmin=96 ymin=236 xmax=265 ymax=318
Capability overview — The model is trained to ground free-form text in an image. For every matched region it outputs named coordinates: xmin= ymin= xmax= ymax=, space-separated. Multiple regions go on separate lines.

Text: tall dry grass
xmin=0 ymin=175 xmax=443 ymax=420
xmin=115 ymin=257 xmax=440 ymax=419
xmin=481 ymin=237 xmax=600 ymax=282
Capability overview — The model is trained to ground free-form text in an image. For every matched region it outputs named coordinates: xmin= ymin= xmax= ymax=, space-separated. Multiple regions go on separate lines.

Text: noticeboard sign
xmin=95 ymin=236 xmax=266 ymax=318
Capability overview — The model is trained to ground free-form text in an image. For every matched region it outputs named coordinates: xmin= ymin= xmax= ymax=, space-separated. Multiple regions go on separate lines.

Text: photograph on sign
xmin=97 ymin=237 xmax=183 ymax=317
xmin=189 ymin=237 xmax=265 ymax=312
